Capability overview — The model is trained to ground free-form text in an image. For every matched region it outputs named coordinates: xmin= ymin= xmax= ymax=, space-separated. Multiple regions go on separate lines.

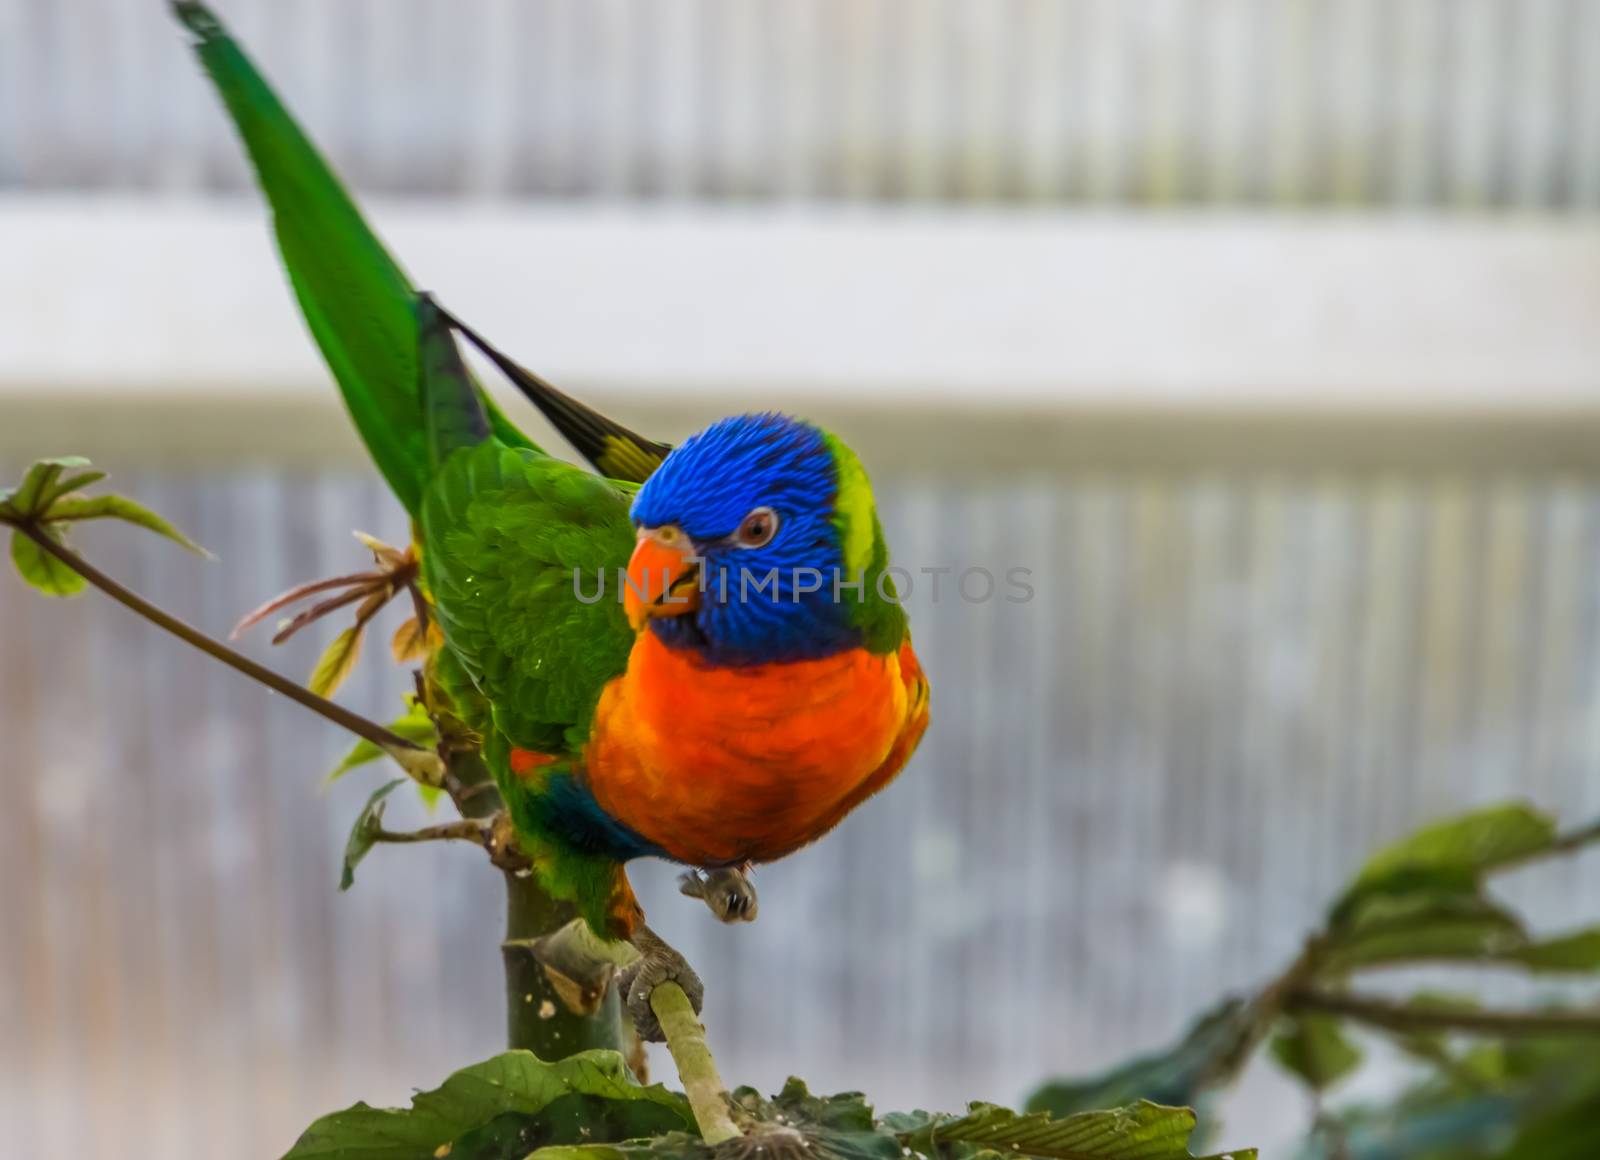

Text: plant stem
xmin=503 ymin=873 xmax=627 ymax=1058
xmin=432 ymin=737 xmax=627 ymax=1060
xmin=14 ymin=522 xmax=441 ymax=780
xmin=1288 ymin=989 xmax=1600 ymax=1037
xmin=650 ymin=983 xmax=741 ymax=1145
xmin=373 ymin=820 xmax=488 ymax=846
xmin=509 ymin=918 xmax=738 ymax=1140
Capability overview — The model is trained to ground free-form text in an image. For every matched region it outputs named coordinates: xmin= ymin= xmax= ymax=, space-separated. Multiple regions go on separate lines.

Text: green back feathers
xmin=419 ymin=442 xmax=637 ymax=754
xmin=176 ymin=1 xmax=535 ymax=515
xmin=823 ymin=432 xmax=908 ymax=655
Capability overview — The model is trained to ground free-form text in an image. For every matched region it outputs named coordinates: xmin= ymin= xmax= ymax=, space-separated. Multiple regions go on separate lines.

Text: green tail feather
xmin=174 ymin=1 xmax=534 ymax=513
xmin=440 ymin=306 xmax=672 ymax=485
xmin=417 ymin=295 xmax=492 ymax=470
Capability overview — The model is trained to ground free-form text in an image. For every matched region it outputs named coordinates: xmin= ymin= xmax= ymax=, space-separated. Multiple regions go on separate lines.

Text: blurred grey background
xmin=4 ymin=3 xmax=1600 ymax=1159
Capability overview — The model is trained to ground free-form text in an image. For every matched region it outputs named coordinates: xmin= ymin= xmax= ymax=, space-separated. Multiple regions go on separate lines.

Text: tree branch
xmin=1287 ymin=988 xmax=1600 ymax=1038
xmin=10 ymin=521 xmax=443 ymax=783
xmin=651 ymin=983 xmax=741 ymax=1145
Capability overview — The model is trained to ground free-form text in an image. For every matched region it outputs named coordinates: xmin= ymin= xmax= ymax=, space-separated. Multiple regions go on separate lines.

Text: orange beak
xmin=625 ymin=529 xmax=701 ymax=631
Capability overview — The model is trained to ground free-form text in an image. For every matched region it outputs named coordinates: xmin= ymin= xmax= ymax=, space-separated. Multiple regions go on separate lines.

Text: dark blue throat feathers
xmin=630 ymin=412 xmax=894 ymax=666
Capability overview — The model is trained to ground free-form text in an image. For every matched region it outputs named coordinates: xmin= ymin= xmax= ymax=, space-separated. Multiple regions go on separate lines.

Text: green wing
xmin=417 ymin=300 xmax=637 ymax=754
xmin=175 ymin=2 xmax=535 ymax=515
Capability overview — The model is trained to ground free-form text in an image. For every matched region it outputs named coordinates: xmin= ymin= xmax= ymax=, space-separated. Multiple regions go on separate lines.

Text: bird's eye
xmin=734 ymin=507 xmax=779 ymax=549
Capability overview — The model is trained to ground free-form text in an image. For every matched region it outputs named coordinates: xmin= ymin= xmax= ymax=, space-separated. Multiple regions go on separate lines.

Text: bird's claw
xmin=617 ymin=928 xmax=704 ymax=1043
xmin=678 ymin=865 xmax=759 ymax=924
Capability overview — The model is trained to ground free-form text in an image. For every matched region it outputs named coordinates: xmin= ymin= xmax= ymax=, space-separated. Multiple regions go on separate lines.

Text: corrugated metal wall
xmin=5 ymin=466 xmax=1600 ymax=1157
xmin=4 ymin=0 xmax=1600 ymax=207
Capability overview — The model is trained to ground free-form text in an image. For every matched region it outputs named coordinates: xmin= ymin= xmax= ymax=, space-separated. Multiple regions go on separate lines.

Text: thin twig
xmin=1549 ymin=819 xmax=1600 ymax=858
xmin=10 ymin=521 xmax=442 ymax=783
xmin=1288 ymin=988 xmax=1600 ymax=1038
xmin=373 ymin=820 xmax=489 ymax=847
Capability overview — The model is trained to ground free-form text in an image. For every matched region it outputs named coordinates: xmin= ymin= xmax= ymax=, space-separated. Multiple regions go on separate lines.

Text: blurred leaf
xmin=893 ymin=1101 xmax=1254 ymax=1160
xmin=1333 ymin=804 xmax=1555 ymax=925
xmin=1270 ymin=1016 xmax=1362 ymax=1091
xmin=310 ymin=626 xmax=363 ymax=697
xmin=340 ymin=778 xmax=402 ymax=891
xmin=231 ymin=571 xmax=377 ymax=639
xmin=326 ymin=699 xmax=438 ymax=785
xmin=391 ymin=614 xmax=432 ymax=663
xmin=271 ymin=586 xmax=373 ymax=646
xmin=9 ymin=528 xmax=85 ymax=597
xmin=1494 ymin=1090 xmax=1600 ymax=1160
xmin=1511 ymin=928 xmax=1600 ymax=972
xmin=1328 ymin=901 xmax=1600 ymax=974
xmin=1027 ymin=999 xmax=1252 ymax=1117
xmin=2 ymin=456 xmax=91 ymax=517
xmin=353 ymin=528 xmax=410 ymax=568
xmin=46 ymin=494 xmax=208 ymax=555
xmin=42 ymin=469 xmax=107 ymax=506
xmin=1295 ymin=1033 xmax=1600 ymax=1160
xmin=282 ymin=1049 xmax=693 ymax=1160
xmin=1327 ymin=895 xmax=1528 ymax=970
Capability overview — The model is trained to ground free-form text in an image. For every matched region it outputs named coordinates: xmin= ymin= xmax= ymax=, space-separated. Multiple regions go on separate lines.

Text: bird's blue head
xmin=625 ymin=412 xmax=905 ymax=666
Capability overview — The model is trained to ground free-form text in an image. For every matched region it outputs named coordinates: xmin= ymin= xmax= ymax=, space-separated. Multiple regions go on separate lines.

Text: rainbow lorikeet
xmin=176 ymin=4 xmax=929 ymax=1036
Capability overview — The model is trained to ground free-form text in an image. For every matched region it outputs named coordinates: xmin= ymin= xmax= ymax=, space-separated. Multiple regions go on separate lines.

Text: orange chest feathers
xmin=584 ymin=630 xmax=928 ymax=866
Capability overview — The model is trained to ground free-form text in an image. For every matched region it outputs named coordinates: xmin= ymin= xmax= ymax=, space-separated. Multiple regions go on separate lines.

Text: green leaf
xmin=45 ymin=494 xmax=208 ymax=555
xmin=283 ymin=1049 xmax=694 ymax=1160
xmin=892 ymin=1101 xmax=1254 ymax=1160
xmin=9 ymin=528 xmax=86 ymax=597
xmin=1269 ymin=1015 xmax=1363 ymax=1091
xmin=1333 ymin=804 xmax=1555 ymax=924
xmin=310 ymin=625 xmax=364 ymax=697
xmin=1027 ymin=999 xmax=1252 ymax=1117
xmin=327 ymin=699 xmax=438 ymax=784
xmin=2 ymin=456 xmax=92 ymax=518
xmin=1511 ymin=928 xmax=1600 ymax=971
xmin=1326 ymin=897 xmax=1600 ymax=974
xmin=445 ymin=1096 xmax=690 ymax=1160
xmin=534 ymin=1087 xmax=1259 ymax=1160
xmin=734 ymin=1079 xmax=904 ymax=1160
xmin=42 ymin=469 xmax=107 ymax=506
xmin=340 ymin=778 xmax=403 ymax=891
xmin=1326 ymin=894 xmax=1529 ymax=970
xmin=1299 ymin=1032 xmax=1600 ymax=1160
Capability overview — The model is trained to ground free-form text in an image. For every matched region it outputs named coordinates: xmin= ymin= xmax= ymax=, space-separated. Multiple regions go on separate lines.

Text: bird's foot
xmin=617 ymin=925 xmax=704 ymax=1043
xmin=678 ymin=865 xmax=758 ymax=924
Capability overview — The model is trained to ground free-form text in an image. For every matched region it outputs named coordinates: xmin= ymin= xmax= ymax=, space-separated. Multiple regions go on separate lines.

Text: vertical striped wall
xmin=4 ymin=465 xmax=1599 ymax=1157
xmin=2 ymin=0 xmax=1599 ymax=208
